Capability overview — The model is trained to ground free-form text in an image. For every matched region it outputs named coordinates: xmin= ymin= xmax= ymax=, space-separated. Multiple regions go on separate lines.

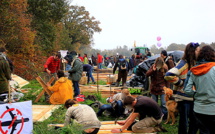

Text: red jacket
xmin=97 ymin=54 xmax=102 ymax=63
xmin=44 ymin=56 xmax=60 ymax=73
xmin=79 ymin=56 xmax=84 ymax=62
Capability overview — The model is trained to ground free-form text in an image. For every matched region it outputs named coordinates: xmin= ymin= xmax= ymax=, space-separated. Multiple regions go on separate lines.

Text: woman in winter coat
xmin=146 ymin=57 xmax=169 ymax=116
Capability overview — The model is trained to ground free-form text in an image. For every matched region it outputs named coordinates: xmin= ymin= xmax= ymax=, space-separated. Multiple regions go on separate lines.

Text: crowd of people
xmin=60 ymin=43 xmax=215 ymax=134
xmin=1 ymin=42 xmax=215 ymax=134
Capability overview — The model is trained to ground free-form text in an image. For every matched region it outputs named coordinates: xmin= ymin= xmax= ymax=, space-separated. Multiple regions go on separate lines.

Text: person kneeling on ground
xmin=111 ymin=95 xmax=165 ymax=133
xmin=64 ymin=99 xmax=101 ymax=134
xmin=47 ymin=70 xmax=73 ymax=104
xmin=97 ymin=89 xmax=131 ymax=118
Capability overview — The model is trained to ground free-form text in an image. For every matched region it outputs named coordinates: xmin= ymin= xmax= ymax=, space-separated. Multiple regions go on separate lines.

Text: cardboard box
xmin=106 ymin=74 xmax=116 ymax=84
xmin=79 ymin=76 xmax=87 ymax=85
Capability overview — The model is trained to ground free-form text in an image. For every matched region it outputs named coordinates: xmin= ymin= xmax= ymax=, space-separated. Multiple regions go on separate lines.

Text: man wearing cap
xmin=111 ymin=95 xmax=164 ymax=133
xmin=0 ymin=47 xmax=11 ymax=94
xmin=160 ymin=50 xmax=175 ymax=70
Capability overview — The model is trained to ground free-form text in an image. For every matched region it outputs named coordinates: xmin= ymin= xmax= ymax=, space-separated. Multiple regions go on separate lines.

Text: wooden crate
xmin=106 ymin=74 xmax=116 ymax=84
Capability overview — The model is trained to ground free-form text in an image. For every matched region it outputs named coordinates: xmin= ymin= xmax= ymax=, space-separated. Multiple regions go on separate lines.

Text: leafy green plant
xmin=128 ymin=88 xmax=142 ymax=94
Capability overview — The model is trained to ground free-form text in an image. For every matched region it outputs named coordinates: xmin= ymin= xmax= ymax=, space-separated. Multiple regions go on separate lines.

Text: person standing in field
xmin=97 ymin=53 xmax=103 ymax=69
xmin=113 ymin=55 xmax=129 ymax=87
xmin=83 ymin=54 xmax=89 ymax=64
xmin=165 ymin=42 xmax=201 ymax=134
xmin=0 ymin=47 xmax=11 ymax=94
xmin=146 ymin=57 xmax=169 ymax=119
xmin=184 ymin=45 xmax=215 ymax=134
xmin=44 ymin=52 xmax=61 ymax=82
xmin=68 ymin=51 xmax=83 ymax=97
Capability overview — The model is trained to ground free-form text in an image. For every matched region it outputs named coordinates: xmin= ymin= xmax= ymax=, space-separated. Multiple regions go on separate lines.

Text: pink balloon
xmin=157 ymin=36 xmax=161 ymax=41
xmin=157 ymin=42 xmax=162 ymax=47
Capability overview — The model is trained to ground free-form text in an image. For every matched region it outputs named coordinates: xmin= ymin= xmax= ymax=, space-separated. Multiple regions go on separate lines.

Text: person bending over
xmin=111 ymin=95 xmax=164 ymax=133
xmin=64 ymin=99 xmax=101 ymax=134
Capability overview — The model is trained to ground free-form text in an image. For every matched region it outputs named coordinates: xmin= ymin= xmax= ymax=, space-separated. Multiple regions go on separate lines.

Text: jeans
xmin=114 ymin=100 xmax=125 ymax=117
xmin=72 ymin=81 xmax=80 ymax=97
xmin=97 ymin=104 xmax=114 ymax=116
xmin=98 ymin=63 xmax=102 ymax=69
xmin=65 ymin=64 xmax=71 ymax=71
xmin=151 ymin=94 xmax=167 ymax=116
xmin=87 ymin=68 xmax=95 ymax=83
xmin=178 ymin=101 xmax=199 ymax=134
xmin=97 ymin=100 xmax=124 ymax=117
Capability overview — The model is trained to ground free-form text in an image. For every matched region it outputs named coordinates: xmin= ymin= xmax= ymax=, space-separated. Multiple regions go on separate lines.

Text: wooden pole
xmin=109 ymin=74 xmax=111 ymax=96
xmin=97 ymin=69 xmax=99 ymax=94
xmin=8 ymin=80 xmax=12 ymax=103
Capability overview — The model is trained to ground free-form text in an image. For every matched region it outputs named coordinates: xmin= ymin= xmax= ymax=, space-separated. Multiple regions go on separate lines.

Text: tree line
xmin=0 ymin=0 xmax=101 ymax=79
xmin=82 ymin=42 xmax=215 ymax=58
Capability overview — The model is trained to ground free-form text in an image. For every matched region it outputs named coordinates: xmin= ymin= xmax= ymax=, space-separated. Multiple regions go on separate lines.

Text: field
xmin=20 ymin=80 xmax=179 ymax=134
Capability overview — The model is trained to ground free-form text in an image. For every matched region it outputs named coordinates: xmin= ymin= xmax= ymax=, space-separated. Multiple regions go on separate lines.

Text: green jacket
xmin=68 ymin=57 xmax=83 ymax=81
xmin=83 ymin=57 xmax=88 ymax=64
xmin=0 ymin=53 xmax=11 ymax=93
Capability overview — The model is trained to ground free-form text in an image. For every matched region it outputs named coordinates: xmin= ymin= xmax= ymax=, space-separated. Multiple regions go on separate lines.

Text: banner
xmin=59 ymin=50 xmax=68 ymax=58
xmin=0 ymin=101 xmax=33 ymax=134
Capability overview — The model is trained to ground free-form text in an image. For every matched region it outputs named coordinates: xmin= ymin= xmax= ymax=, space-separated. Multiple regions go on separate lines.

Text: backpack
xmin=118 ymin=60 xmax=127 ymax=71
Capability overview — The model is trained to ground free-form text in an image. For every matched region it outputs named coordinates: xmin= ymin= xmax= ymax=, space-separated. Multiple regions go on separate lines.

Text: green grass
xmin=85 ymin=80 xmax=107 ymax=85
xmin=19 ymin=80 xmax=179 ymax=133
xmin=33 ymin=105 xmax=84 ymax=134
xmin=20 ymin=80 xmax=49 ymax=105
xmin=160 ymin=120 xmax=179 ymax=134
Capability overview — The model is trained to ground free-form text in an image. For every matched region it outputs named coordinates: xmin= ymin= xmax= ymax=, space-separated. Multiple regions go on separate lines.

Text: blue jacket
xmin=184 ymin=62 xmax=215 ymax=115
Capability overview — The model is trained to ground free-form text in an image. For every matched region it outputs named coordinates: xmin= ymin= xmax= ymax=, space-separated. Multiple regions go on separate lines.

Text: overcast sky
xmin=72 ymin=0 xmax=215 ymax=50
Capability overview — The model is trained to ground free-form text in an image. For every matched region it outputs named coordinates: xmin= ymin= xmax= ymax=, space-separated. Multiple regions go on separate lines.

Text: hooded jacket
xmin=68 ymin=57 xmax=83 ymax=81
xmin=48 ymin=77 xmax=73 ymax=104
xmin=184 ymin=62 xmax=215 ymax=115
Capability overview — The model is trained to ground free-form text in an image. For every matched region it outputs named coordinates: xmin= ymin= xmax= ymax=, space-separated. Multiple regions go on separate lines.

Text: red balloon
xmin=157 ymin=36 xmax=161 ymax=41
